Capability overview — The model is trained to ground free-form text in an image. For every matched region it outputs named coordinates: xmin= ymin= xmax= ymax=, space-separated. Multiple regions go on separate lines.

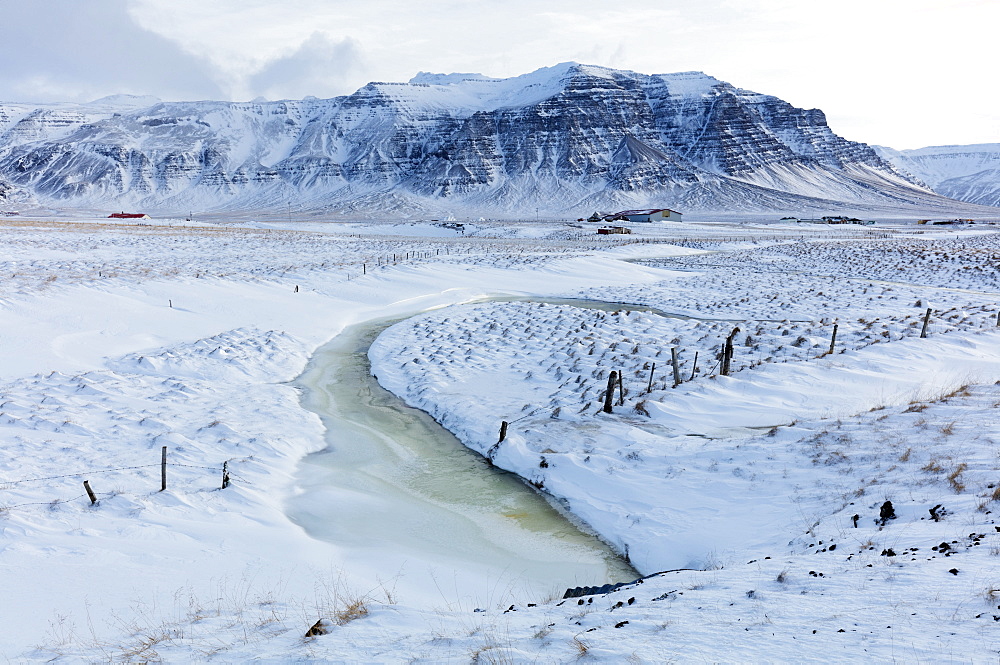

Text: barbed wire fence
xmin=0 ymin=447 xmax=243 ymax=514
xmin=490 ymin=302 xmax=1000 ymax=442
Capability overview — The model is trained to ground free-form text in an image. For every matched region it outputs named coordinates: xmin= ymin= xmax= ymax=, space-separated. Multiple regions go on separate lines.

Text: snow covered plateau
xmin=2 ymin=63 xmax=998 ymax=218
xmin=3 ymin=213 xmax=1000 ymax=662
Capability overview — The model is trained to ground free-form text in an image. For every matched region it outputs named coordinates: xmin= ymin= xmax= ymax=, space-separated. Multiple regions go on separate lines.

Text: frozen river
xmin=286 ymin=304 xmax=638 ymax=608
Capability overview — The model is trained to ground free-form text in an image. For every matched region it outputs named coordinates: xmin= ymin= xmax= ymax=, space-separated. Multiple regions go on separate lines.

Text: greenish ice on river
xmin=286 ymin=302 xmax=639 ymax=608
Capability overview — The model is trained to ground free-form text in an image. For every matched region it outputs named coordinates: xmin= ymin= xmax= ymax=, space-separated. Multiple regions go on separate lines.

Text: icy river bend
xmin=286 ymin=303 xmax=640 ymax=608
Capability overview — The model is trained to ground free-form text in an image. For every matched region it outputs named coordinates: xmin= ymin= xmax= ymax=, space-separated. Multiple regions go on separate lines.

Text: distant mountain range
xmin=874 ymin=144 xmax=1000 ymax=208
xmin=0 ymin=63 xmax=995 ymax=217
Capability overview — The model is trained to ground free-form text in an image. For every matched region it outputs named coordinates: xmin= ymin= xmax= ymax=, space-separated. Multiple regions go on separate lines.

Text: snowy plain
xmin=2 ymin=215 xmax=1000 ymax=661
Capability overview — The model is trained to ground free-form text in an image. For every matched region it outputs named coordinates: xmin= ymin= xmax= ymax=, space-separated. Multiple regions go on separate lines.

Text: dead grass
xmin=922 ymin=459 xmax=946 ymax=474
xmin=334 ymin=598 xmax=368 ymax=625
xmin=470 ymin=627 xmax=514 ymax=664
xmin=947 ymin=463 xmax=969 ymax=493
xmin=571 ymin=635 xmax=590 ymax=658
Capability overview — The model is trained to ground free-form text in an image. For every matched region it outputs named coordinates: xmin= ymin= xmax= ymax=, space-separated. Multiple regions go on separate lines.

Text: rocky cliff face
xmin=0 ymin=63 xmax=985 ymax=216
xmin=875 ymin=144 xmax=1000 ymax=208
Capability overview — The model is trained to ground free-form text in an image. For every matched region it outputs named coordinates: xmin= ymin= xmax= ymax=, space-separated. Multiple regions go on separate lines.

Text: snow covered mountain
xmin=875 ymin=144 xmax=1000 ymax=208
xmin=0 ymin=63 xmax=990 ymax=216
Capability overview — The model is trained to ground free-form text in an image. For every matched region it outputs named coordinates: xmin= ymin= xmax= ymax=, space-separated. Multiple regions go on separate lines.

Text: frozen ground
xmin=2 ymin=217 xmax=1000 ymax=661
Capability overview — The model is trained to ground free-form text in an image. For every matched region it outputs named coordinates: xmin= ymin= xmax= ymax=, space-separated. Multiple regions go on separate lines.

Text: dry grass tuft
xmin=922 ymin=459 xmax=945 ymax=474
xmin=947 ymin=463 xmax=968 ymax=493
xmin=471 ymin=627 xmax=514 ymax=664
xmin=334 ymin=598 xmax=368 ymax=626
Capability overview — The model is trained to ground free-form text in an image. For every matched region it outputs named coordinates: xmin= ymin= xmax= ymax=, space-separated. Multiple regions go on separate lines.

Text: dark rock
xmin=878 ymin=501 xmax=896 ymax=525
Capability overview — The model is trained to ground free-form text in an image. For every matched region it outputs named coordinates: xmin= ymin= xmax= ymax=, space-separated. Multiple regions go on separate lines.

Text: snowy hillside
xmin=876 ymin=143 xmax=1000 ymax=207
xmin=0 ymin=63 xmax=992 ymax=217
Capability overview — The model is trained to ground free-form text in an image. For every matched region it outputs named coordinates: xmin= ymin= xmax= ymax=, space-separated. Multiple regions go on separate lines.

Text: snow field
xmin=0 ymin=327 xmax=338 ymax=655
xmin=5 ymin=218 xmax=1000 ymax=660
xmin=0 ymin=218 xmax=681 ymax=302
xmin=582 ymin=275 xmax=1000 ymax=374
xmin=0 ymin=216 xmax=681 ymax=659
xmin=645 ymin=232 xmax=1000 ymax=292
xmin=372 ymin=293 xmax=1000 ymax=439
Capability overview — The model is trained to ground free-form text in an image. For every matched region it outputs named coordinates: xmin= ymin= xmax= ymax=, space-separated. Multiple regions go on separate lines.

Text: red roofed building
xmin=108 ymin=212 xmax=151 ymax=219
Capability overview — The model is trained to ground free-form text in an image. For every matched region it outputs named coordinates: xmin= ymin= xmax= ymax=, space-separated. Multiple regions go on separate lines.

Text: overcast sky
xmin=1 ymin=0 xmax=995 ymax=149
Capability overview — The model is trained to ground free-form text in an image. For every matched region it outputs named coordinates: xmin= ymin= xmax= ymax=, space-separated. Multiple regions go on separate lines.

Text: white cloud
xmin=247 ymin=33 xmax=366 ymax=101
xmin=0 ymin=0 xmax=224 ymax=103
xmin=0 ymin=0 xmax=995 ymax=147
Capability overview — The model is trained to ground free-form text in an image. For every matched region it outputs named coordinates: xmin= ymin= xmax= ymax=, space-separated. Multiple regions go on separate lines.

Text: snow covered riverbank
xmin=0 ymin=218 xmax=672 ymax=659
xmin=370 ymin=300 xmax=1000 ymax=571
xmin=364 ymin=228 xmax=1000 ymax=660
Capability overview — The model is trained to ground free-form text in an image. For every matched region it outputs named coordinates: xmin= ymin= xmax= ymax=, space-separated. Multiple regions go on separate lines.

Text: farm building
xmin=613 ymin=208 xmax=683 ymax=222
xmin=108 ymin=212 xmax=151 ymax=219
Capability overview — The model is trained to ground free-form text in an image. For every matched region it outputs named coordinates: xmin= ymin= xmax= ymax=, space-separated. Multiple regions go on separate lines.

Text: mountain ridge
xmin=0 ymin=63 xmax=994 ymax=217
xmin=875 ymin=143 xmax=1000 ymax=208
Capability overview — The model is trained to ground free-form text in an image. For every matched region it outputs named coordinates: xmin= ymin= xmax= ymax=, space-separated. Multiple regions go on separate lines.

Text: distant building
xmin=613 ymin=208 xmax=683 ymax=223
xmin=108 ymin=212 xmax=151 ymax=219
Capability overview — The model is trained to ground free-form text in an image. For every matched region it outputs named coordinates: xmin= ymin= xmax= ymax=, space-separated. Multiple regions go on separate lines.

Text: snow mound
xmin=107 ymin=328 xmax=308 ymax=382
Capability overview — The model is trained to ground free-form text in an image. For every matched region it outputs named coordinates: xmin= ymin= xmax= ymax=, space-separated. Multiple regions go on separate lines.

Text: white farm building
xmin=615 ymin=208 xmax=683 ymax=222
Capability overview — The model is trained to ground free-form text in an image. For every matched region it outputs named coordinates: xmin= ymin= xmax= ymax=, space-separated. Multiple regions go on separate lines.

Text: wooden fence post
xmin=920 ymin=307 xmax=932 ymax=338
xmin=722 ymin=327 xmax=740 ymax=376
xmin=617 ymin=370 xmax=625 ymax=406
xmin=160 ymin=446 xmax=167 ymax=492
xmin=83 ymin=480 xmax=97 ymax=505
xmin=690 ymin=351 xmax=699 ymax=381
xmin=671 ymin=348 xmax=682 ymax=387
xmin=828 ymin=323 xmax=838 ymax=355
xmin=646 ymin=362 xmax=656 ymax=393
xmin=603 ymin=371 xmax=617 ymax=413
xmin=498 ymin=421 xmax=508 ymax=443
xmin=221 ymin=461 xmax=230 ymax=489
